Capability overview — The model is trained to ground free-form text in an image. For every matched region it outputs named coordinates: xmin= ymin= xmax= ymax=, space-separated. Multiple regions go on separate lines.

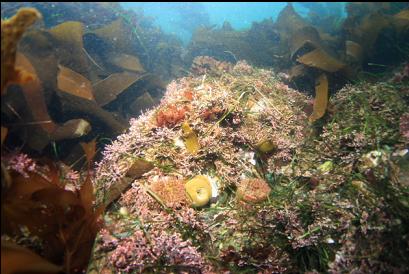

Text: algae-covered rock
xmin=91 ymin=60 xmax=311 ymax=271
xmin=2 ymin=3 xmax=409 ymax=273
xmin=91 ymin=59 xmax=408 ymax=273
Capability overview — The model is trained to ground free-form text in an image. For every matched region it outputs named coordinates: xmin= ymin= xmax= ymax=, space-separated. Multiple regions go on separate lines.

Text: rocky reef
xmin=1 ymin=3 xmax=408 ymax=273
xmin=89 ymin=58 xmax=409 ymax=273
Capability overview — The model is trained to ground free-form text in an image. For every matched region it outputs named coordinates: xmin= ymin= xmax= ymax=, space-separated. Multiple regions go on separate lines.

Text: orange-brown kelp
xmin=1 ymin=8 xmax=41 ymax=94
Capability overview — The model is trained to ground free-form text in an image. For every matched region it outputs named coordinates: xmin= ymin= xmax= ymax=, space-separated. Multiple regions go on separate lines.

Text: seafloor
xmin=1 ymin=3 xmax=409 ymax=274
xmin=89 ymin=60 xmax=409 ymax=273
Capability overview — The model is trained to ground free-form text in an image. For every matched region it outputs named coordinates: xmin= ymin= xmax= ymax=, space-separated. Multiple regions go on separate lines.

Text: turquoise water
xmin=120 ymin=2 xmax=347 ymax=44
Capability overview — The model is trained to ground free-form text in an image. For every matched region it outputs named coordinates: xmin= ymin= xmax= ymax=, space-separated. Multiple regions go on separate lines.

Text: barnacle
xmin=185 ymin=175 xmax=212 ymax=207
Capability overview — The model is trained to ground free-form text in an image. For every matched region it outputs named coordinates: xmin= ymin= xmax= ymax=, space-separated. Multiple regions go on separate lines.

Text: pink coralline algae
xmin=400 ymin=113 xmax=409 ymax=140
xmin=149 ymin=177 xmax=188 ymax=208
xmin=65 ymin=169 xmax=80 ymax=182
xmin=191 ymin=56 xmax=233 ymax=76
xmin=151 ymin=231 xmax=205 ymax=268
xmin=232 ymin=60 xmax=254 ymax=75
xmin=63 ymin=169 xmax=82 ymax=192
xmin=110 ymin=230 xmax=154 ymax=272
xmin=175 ymin=207 xmax=206 ymax=230
xmin=156 ymin=104 xmax=190 ymax=128
xmin=273 ymin=81 xmax=289 ymax=91
xmin=120 ymin=184 xmax=161 ymax=220
xmin=109 ymin=230 xmax=205 ymax=272
xmin=6 ymin=153 xmax=37 ymax=178
xmin=99 ymin=228 xmax=119 ymax=251
xmin=392 ymin=63 xmax=409 ymax=83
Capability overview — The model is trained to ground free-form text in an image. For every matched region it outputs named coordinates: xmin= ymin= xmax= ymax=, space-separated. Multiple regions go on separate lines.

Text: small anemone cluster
xmin=147 ymin=175 xmax=215 ymax=209
xmin=149 ymin=176 xmax=187 ymax=208
xmin=236 ymin=178 xmax=271 ymax=204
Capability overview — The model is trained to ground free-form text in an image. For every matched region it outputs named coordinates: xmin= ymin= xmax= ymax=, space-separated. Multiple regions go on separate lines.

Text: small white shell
xmin=207 ymin=175 xmax=219 ymax=199
xmin=119 ymin=207 xmax=129 ymax=216
xmin=174 ymin=137 xmax=185 ymax=149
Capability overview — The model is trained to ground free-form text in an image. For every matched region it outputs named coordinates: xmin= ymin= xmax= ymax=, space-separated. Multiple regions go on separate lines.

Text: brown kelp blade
xmin=297 ymin=48 xmax=346 ymax=73
xmin=92 ymin=71 xmax=145 ymax=106
xmin=16 ymin=52 xmax=57 ymax=134
xmin=57 ymin=65 xmax=95 ymax=101
xmin=1 ymin=8 xmax=41 ymax=94
xmin=290 ymin=26 xmax=322 ymax=59
xmin=48 ymin=21 xmax=89 ymax=73
xmin=346 ymin=40 xmax=363 ymax=63
xmin=103 ymin=158 xmax=154 ymax=206
xmin=80 ymin=138 xmax=97 ymax=165
xmin=1 ymin=240 xmax=62 ymax=274
xmin=92 ymin=18 xmax=135 ymax=54
xmin=1 ymin=127 xmax=8 ymax=146
xmin=309 ymin=73 xmax=329 ymax=123
xmin=108 ymin=52 xmax=145 ymax=73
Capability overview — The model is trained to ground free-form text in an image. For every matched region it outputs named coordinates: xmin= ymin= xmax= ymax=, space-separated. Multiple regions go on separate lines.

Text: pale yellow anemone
xmin=256 ymin=139 xmax=277 ymax=153
xmin=185 ymin=175 xmax=212 ymax=207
